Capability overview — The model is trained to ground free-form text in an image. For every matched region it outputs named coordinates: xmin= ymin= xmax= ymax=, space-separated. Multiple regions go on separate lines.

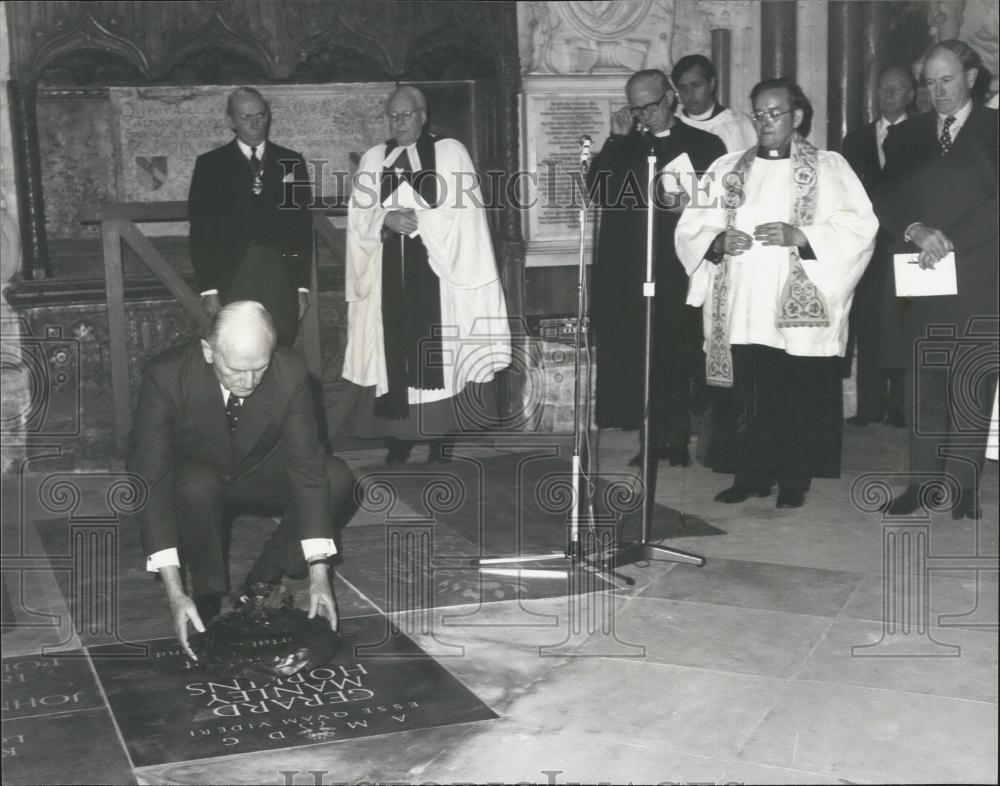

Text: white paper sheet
xmin=893 ymin=252 xmax=958 ymax=297
xmin=659 ymin=152 xmax=696 ymax=197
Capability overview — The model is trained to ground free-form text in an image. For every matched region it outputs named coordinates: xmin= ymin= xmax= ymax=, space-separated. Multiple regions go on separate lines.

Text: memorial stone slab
xmin=520 ymin=75 xmax=625 ymax=267
xmin=89 ymin=613 xmax=497 ymax=766
xmin=1 ymin=650 xmax=103 ymax=720
xmin=1 ymin=707 xmax=136 ymax=785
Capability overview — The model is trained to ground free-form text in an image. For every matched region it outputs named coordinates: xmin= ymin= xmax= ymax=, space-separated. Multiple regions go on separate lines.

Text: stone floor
xmin=1 ymin=423 xmax=997 ymax=785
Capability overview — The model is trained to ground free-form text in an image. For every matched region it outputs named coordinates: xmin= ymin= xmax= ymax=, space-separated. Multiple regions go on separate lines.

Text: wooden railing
xmin=85 ymin=200 xmax=346 ymax=453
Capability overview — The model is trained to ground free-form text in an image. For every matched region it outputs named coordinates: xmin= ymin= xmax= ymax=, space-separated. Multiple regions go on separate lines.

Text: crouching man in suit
xmin=128 ymin=301 xmax=354 ymax=657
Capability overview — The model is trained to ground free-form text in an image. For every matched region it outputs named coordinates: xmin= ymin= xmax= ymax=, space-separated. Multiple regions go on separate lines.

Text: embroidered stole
xmin=705 ymin=133 xmax=830 ymax=388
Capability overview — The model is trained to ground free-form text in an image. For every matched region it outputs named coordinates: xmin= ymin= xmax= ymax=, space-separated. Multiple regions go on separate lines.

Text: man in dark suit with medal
xmin=842 ymin=65 xmax=915 ymax=428
xmin=588 ymin=69 xmax=726 ymax=467
xmin=188 ymin=88 xmax=312 ymax=345
xmin=875 ymin=40 xmax=999 ymax=519
xmin=128 ymin=302 xmax=355 ymax=659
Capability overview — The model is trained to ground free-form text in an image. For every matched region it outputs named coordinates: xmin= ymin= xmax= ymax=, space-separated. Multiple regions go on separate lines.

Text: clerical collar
xmin=236 ymin=138 xmax=266 ymax=160
xmin=684 ymin=104 xmax=725 ymax=121
xmin=384 ymin=141 xmax=421 ymax=170
xmin=757 ymin=143 xmax=791 ymax=160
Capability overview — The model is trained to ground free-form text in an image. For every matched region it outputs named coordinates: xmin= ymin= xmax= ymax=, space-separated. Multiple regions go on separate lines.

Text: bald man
xmin=875 ymin=40 xmax=999 ymax=519
xmin=344 ymin=86 xmax=510 ymax=464
xmin=128 ymin=302 xmax=354 ymax=657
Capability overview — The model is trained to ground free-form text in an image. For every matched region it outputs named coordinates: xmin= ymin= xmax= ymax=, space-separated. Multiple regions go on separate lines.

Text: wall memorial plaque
xmin=89 ymin=613 xmax=497 ymax=766
xmin=108 ymin=83 xmax=396 ymax=236
xmin=520 ymin=75 xmax=626 ymax=267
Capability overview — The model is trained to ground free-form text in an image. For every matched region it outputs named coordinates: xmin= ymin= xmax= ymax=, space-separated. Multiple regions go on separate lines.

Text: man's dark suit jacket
xmin=875 ymin=104 xmax=999 ymax=368
xmin=127 ymin=341 xmax=331 ymax=559
xmin=188 ymin=139 xmax=312 ymax=295
xmin=842 ymin=120 xmax=882 ymax=195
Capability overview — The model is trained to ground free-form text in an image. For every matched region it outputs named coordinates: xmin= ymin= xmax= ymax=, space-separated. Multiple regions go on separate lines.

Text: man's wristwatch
xmin=307 ymin=556 xmax=328 ymax=567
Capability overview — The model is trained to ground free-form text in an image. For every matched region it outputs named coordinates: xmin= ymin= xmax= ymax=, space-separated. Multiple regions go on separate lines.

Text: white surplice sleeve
xmin=415 ymin=139 xmax=502 ymax=290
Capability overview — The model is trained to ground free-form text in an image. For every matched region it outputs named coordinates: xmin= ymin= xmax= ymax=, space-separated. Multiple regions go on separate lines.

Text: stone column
xmin=7 ymin=79 xmax=49 ymax=280
xmin=711 ymin=28 xmax=731 ymax=107
xmin=827 ymin=0 xmax=865 ymax=152
xmin=761 ymin=0 xmax=797 ymax=81
xmin=863 ymin=1 xmax=892 ymax=125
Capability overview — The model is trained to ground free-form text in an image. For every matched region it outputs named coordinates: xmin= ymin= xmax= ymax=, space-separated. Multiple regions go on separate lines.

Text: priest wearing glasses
xmin=677 ymin=78 xmax=877 ymax=509
xmin=588 ymin=68 xmax=726 ymax=468
xmin=344 ymin=86 xmax=511 ymax=465
xmin=188 ymin=87 xmax=313 ymax=345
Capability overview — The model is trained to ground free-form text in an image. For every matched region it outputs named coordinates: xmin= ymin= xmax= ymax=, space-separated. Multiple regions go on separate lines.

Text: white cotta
xmin=343 ymin=137 xmax=511 ymax=402
xmin=676 ymin=148 xmax=878 ymax=357
xmin=681 ymin=107 xmax=759 ymax=155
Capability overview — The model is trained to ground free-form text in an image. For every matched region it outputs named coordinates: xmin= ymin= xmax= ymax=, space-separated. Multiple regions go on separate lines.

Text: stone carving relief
xmin=520 ymin=0 xmax=677 ymax=75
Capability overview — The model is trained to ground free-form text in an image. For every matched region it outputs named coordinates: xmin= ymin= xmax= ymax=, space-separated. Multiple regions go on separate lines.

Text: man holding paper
xmin=875 ymin=40 xmax=998 ymax=519
xmin=676 ymin=78 xmax=877 ymax=509
xmin=588 ymin=68 xmax=726 ymax=467
xmin=344 ymin=86 xmax=510 ymax=464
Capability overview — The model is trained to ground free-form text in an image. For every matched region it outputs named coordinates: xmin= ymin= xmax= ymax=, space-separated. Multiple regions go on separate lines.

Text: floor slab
xmin=738 ymin=678 xmax=999 ymax=783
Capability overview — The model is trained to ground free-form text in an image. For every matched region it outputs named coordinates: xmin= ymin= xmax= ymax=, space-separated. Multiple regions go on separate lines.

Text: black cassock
xmin=588 ymin=121 xmax=726 ymax=447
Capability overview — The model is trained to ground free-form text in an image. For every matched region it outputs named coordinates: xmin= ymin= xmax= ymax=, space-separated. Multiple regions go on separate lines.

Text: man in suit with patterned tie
xmin=188 ymin=88 xmax=312 ymax=345
xmin=875 ymin=40 xmax=999 ymax=519
xmin=842 ymin=65 xmax=916 ymax=427
xmin=128 ymin=302 xmax=355 ymax=658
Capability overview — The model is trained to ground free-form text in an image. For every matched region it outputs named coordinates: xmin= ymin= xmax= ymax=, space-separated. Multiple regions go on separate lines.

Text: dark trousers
xmin=225 ymin=244 xmax=299 ymax=345
xmin=174 ymin=456 xmax=355 ymax=596
xmin=906 ymin=367 xmax=998 ymax=492
xmin=730 ymin=345 xmax=843 ymax=492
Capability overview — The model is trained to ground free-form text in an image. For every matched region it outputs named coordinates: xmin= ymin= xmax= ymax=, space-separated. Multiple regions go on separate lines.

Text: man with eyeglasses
xmin=588 ymin=69 xmax=726 ymax=468
xmin=841 ymin=65 xmax=917 ymax=429
xmin=188 ymin=87 xmax=313 ymax=345
xmin=677 ymin=78 xmax=877 ymax=509
xmin=672 ymin=54 xmax=757 ymax=154
xmin=344 ymin=86 xmax=511 ymax=465
xmin=875 ymin=40 xmax=998 ymax=520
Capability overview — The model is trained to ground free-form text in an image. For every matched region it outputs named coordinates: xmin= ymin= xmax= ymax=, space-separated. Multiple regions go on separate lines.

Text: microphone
xmin=579 ymin=135 xmax=592 ymax=172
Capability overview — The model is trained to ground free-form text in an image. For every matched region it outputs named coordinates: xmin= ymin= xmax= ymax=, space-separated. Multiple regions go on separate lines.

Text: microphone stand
xmin=587 ymin=139 xmax=704 ymax=571
xmin=472 ymin=136 xmax=632 ymax=588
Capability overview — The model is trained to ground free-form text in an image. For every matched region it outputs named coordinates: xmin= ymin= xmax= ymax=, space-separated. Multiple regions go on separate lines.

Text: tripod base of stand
xmin=591 ymin=541 xmax=705 ymax=569
xmin=470 ymin=552 xmax=636 ymax=588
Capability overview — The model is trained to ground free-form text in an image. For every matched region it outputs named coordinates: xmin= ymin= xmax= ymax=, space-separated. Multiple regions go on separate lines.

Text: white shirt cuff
xmin=302 ymin=538 xmax=336 ymax=560
xmin=147 ymin=548 xmax=180 ymax=572
xmin=298 ymin=288 xmax=310 ymax=294
xmin=200 ymin=289 xmax=219 ymax=296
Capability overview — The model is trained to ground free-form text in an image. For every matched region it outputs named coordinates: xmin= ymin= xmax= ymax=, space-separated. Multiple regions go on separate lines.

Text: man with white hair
xmin=128 ymin=302 xmax=354 ymax=658
xmin=344 ymin=86 xmax=511 ymax=464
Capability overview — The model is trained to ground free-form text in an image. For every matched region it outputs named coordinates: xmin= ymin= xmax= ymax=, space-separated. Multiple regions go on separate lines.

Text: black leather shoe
xmin=385 ymin=438 xmax=413 ymax=465
xmin=951 ymin=489 xmax=982 ymax=520
xmin=714 ymin=483 xmax=772 ymax=503
xmin=886 ymin=485 xmax=921 ymax=515
xmin=194 ymin=592 xmax=221 ymax=624
xmin=846 ymin=415 xmax=871 ymax=426
xmin=232 ymin=580 xmax=288 ymax=614
xmin=776 ymin=488 xmax=806 ymax=508
xmin=628 ymin=451 xmax=643 ymax=467
xmin=667 ymin=445 xmax=690 ymax=467
xmin=427 ymin=439 xmax=454 ymax=465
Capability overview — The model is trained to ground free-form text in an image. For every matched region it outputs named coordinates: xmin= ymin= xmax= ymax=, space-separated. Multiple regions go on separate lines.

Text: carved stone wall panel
xmin=36 ymin=94 xmax=116 ymax=240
